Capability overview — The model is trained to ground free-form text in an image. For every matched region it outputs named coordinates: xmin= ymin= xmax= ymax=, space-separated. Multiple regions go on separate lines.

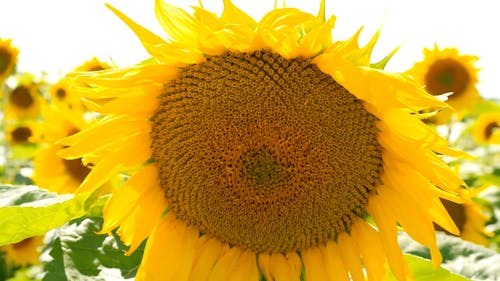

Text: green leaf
xmin=399 ymin=232 xmax=500 ymax=280
xmin=0 ymin=185 xmax=53 ymax=206
xmin=42 ymin=217 xmax=144 ymax=281
xmin=387 ymin=255 xmax=471 ymax=281
xmin=0 ymin=185 xmax=85 ymax=246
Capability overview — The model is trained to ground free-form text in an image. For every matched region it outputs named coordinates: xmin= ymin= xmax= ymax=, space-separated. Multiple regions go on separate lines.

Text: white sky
xmin=0 ymin=0 xmax=499 ymax=99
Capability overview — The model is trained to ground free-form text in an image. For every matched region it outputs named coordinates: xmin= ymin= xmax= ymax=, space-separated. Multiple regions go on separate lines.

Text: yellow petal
xmin=230 ymin=250 xmax=259 ymax=281
xmin=190 ymin=236 xmax=228 ymax=281
xmin=192 ymin=7 xmax=224 ymax=31
xmin=136 ymin=215 xmax=199 ymax=281
xmin=207 ymin=247 xmax=242 ymax=281
xmin=351 ymin=220 xmax=387 ymax=281
xmin=221 ymin=0 xmax=257 ymax=29
xmin=298 ymin=15 xmax=335 ymax=57
xmin=324 ymin=241 xmax=349 ymax=281
xmin=337 ymin=232 xmax=364 ymax=281
xmin=117 ymin=181 xmax=167 ymax=254
xmin=377 ymin=186 xmax=442 ymax=268
xmin=302 ymin=247 xmax=329 ymax=281
xmin=259 ymin=252 xmax=302 ymax=281
xmin=101 ymin=165 xmax=158 ymax=233
xmin=154 ymin=0 xmax=203 ymax=46
xmin=368 ymin=194 xmax=412 ymax=281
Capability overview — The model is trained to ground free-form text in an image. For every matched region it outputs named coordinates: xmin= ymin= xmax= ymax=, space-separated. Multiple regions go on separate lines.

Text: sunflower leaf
xmin=0 ymin=185 xmax=84 ymax=246
xmin=387 ymin=254 xmax=471 ymax=281
xmin=399 ymin=231 xmax=500 ymax=280
xmin=42 ymin=217 xmax=144 ymax=281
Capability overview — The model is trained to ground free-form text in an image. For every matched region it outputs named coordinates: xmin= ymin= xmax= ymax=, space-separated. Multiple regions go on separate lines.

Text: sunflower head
xmin=405 ymin=44 xmax=481 ymax=124
xmin=6 ymin=123 xmax=35 ymax=146
xmin=434 ymin=187 xmax=493 ymax=246
xmin=5 ymin=75 xmax=44 ymax=120
xmin=1 ymin=236 xmax=43 ymax=267
xmin=75 ymin=57 xmax=112 ymax=72
xmin=0 ymin=38 xmax=19 ymax=83
xmin=32 ymin=104 xmax=97 ymax=194
xmin=473 ymin=112 xmax=500 ymax=144
xmin=48 ymin=78 xmax=87 ymax=111
xmin=60 ymin=1 xmax=466 ymax=280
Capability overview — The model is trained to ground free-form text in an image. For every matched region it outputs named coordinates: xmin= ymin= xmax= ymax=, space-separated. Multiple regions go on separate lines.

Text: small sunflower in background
xmin=1 ymin=236 xmax=44 ymax=267
xmin=5 ymin=76 xmax=44 ymax=120
xmin=435 ymin=187 xmax=493 ymax=247
xmin=0 ymin=38 xmax=19 ymax=83
xmin=61 ymin=1 xmax=467 ymax=280
xmin=75 ymin=56 xmax=112 ymax=72
xmin=48 ymin=78 xmax=85 ymax=111
xmin=472 ymin=111 xmax=500 ymax=144
xmin=5 ymin=123 xmax=35 ymax=146
xmin=48 ymin=58 xmax=114 ymax=111
xmin=405 ymin=44 xmax=481 ymax=125
xmin=32 ymin=104 xmax=95 ymax=194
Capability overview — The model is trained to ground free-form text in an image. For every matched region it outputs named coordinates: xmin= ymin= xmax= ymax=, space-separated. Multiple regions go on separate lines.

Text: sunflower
xmin=75 ymin=57 xmax=112 ymax=72
xmin=48 ymin=59 xmax=113 ymax=111
xmin=405 ymin=44 xmax=481 ymax=125
xmin=472 ymin=112 xmax=500 ymax=144
xmin=60 ymin=1 xmax=466 ymax=280
xmin=0 ymin=38 xmax=18 ymax=83
xmin=32 ymin=104 xmax=96 ymax=194
xmin=5 ymin=123 xmax=35 ymax=146
xmin=434 ymin=187 xmax=493 ymax=246
xmin=5 ymin=78 xmax=43 ymax=120
xmin=48 ymin=78 xmax=86 ymax=111
xmin=1 ymin=236 xmax=43 ymax=267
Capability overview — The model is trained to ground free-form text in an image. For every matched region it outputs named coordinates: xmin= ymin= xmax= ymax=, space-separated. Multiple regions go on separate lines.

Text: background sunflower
xmin=0 ymin=236 xmax=43 ymax=267
xmin=4 ymin=76 xmax=44 ymax=120
xmin=473 ymin=112 xmax=500 ymax=144
xmin=405 ymin=44 xmax=482 ymax=125
xmin=32 ymin=104 xmax=98 ymax=194
xmin=0 ymin=38 xmax=18 ymax=83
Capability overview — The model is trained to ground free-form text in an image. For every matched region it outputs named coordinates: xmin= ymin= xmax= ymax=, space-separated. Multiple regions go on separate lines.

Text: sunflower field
xmin=1 ymin=1 xmax=500 ymax=281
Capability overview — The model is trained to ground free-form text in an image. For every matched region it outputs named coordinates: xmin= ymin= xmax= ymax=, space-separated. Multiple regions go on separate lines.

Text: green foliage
xmin=399 ymin=232 xmax=500 ymax=280
xmin=0 ymin=185 xmax=85 ymax=246
xmin=388 ymin=255 xmax=471 ymax=281
xmin=42 ymin=217 xmax=144 ymax=281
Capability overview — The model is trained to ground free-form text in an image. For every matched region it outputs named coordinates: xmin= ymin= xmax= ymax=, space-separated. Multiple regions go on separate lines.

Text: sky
xmin=0 ymin=0 xmax=499 ymax=99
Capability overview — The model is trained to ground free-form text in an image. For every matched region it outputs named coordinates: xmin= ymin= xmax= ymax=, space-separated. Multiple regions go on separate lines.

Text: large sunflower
xmin=61 ymin=1 xmax=466 ymax=280
xmin=1 ymin=236 xmax=43 ymax=267
xmin=32 ymin=105 xmax=94 ymax=194
xmin=472 ymin=112 xmax=500 ymax=144
xmin=405 ymin=44 xmax=481 ymax=125
xmin=0 ymin=38 xmax=18 ymax=83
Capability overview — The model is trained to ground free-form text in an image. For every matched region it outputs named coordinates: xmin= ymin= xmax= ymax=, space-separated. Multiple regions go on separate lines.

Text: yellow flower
xmin=61 ymin=1 xmax=466 ymax=280
xmin=405 ymin=44 xmax=481 ymax=124
xmin=435 ymin=187 xmax=493 ymax=246
xmin=472 ymin=112 xmax=500 ymax=144
xmin=0 ymin=38 xmax=18 ymax=83
xmin=48 ymin=78 xmax=87 ymax=111
xmin=5 ymin=78 xmax=43 ymax=120
xmin=5 ymin=123 xmax=35 ymax=146
xmin=75 ymin=57 xmax=112 ymax=72
xmin=1 ymin=236 xmax=43 ymax=267
xmin=48 ymin=58 xmax=114 ymax=111
xmin=32 ymin=105 xmax=94 ymax=194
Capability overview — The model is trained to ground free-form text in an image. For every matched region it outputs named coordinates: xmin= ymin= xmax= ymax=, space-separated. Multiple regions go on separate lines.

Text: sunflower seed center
xmin=151 ymin=50 xmax=383 ymax=253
